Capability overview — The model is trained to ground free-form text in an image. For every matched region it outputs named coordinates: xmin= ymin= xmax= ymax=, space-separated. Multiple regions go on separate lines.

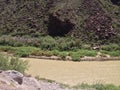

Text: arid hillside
xmin=0 ymin=0 xmax=120 ymax=42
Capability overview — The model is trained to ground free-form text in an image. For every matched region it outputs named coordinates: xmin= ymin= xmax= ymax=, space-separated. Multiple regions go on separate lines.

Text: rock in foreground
xmin=0 ymin=70 xmax=86 ymax=90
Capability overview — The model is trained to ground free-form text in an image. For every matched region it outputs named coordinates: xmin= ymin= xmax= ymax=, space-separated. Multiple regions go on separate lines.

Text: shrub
xmin=101 ymin=50 xmax=120 ymax=57
xmin=58 ymin=52 xmax=68 ymax=59
xmin=14 ymin=46 xmax=40 ymax=57
xmin=71 ymin=54 xmax=80 ymax=61
xmin=41 ymin=36 xmax=57 ymax=50
xmin=80 ymin=50 xmax=97 ymax=57
xmin=0 ymin=46 xmax=40 ymax=57
xmin=0 ymin=35 xmax=41 ymax=47
xmin=35 ymin=76 xmax=55 ymax=83
xmin=101 ymin=44 xmax=120 ymax=51
xmin=15 ymin=50 xmax=30 ymax=57
xmin=0 ymin=35 xmax=83 ymax=51
xmin=73 ymin=83 xmax=120 ymax=90
xmin=0 ymin=54 xmax=28 ymax=73
xmin=56 ymin=37 xmax=82 ymax=51
xmin=71 ymin=50 xmax=97 ymax=61
xmin=31 ymin=50 xmax=53 ymax=56
xmin=0 ymin=35 xmax=24 ymax=46
xmin=0 ymin=46 xmax=15 ymax=52
xmin=81 ymin=44 xmax=91 ymax=50
xmin=92 ymin=84 xmax=105 ymax=90
xmin=52 ymin=50 xmax=60 ymax=56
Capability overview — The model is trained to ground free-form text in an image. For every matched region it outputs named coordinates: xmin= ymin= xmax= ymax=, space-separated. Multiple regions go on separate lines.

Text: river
xmin=22 ymin=58 xmax=120 ymax=86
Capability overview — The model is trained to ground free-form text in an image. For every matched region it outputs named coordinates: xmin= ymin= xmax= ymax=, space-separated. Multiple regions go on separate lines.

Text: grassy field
xmin=24 ymin=58 xmax=120 ymax=86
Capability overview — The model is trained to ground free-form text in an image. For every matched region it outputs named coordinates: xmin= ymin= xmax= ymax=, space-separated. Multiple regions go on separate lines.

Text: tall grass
xmin=0 ymin=54 xmax=28 ymax=73
xmin=101 ymin=44 xmax=120 ymax=51
xmin=73 ymin=83 xmax=120 ymax=90
xmin=71 ymin=50 xmax=97 ymax=61
xmin=101 ymin=50 xmax=120 ymax=57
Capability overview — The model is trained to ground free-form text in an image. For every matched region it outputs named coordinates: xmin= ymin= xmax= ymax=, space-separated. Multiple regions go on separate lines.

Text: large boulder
xmin=0 ymin=70 xmax=71 ymax=90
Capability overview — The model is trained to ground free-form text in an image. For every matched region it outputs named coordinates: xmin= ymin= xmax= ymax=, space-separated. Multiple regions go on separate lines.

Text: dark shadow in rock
xmin=48 ymin=14 xmax=74 ymax=36
xmin=5 ymin=70 xmax=23 ymax=85
xmin=110 ymin=0 xmax=120 ymax=5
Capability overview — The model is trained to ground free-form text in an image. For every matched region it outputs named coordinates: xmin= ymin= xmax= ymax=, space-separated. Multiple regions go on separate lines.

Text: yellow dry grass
xmin=23 ymin=58 xmax=120 ymax=86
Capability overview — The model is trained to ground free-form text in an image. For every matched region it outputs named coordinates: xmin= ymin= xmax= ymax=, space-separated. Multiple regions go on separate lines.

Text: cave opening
xmin=47 ymin=15 xmax=74 ymax=37
xmin=110 ymin=0 xmax=120 ymax=5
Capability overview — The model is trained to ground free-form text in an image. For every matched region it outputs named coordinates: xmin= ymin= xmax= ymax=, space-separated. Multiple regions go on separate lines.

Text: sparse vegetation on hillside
xmin=0 ymin=0 xmax=119 ymax=44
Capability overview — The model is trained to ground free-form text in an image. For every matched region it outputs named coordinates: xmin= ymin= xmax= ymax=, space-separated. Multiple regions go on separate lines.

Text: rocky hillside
xmin=0 ymin=0 xmax=120 ymax=42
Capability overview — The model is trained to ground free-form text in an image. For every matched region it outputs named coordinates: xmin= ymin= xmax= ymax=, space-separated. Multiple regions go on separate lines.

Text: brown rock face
xmin=82 ymin=0 xmax=116 ymax=42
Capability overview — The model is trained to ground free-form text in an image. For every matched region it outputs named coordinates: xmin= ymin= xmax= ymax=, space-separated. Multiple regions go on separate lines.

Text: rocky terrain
xmin=0 ymin=70 xmax=67 ymax=90
xmin=0 ymin=70 xmax=88 ymax=90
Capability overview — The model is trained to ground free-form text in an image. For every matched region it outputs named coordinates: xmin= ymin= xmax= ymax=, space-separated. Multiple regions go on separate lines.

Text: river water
xmin=23 ymin=58 xmax=120 ymax=86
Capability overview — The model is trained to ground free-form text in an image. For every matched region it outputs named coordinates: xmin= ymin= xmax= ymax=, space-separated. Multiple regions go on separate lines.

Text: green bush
xmin=101 ymin=50 xmax=120 ymax=57
xmin=92 ymin=84 xmax=120 ymax=90
xmin=0 ymin=36 xmax=83 ymax=51
xmin=0 ymin=46 xmax=15 ymax=52
xmin=1 ymin=35 xmax=119 ymax=52
xmin=15 ymin=50 xmax=30 ymax=57
xmin=32 ymin=50 xmax=53 ymax=56
xmin=41 ymin=36 xmax=57 ymax=50
xmin=0 ymin=46 xmax=40 ymax=57
xmin=0 ymin=35 xmax=24 ymax=46
xmin=14 ymin=47 xmax=40 ymax=57
xmin=0 ymin=54 xmax=28 ymax=73
xmin=58 ymin=52 xmax=68 ymax=59
xmin=81 ymin=50 xmax=97 ymax=57
xmin=81 ymin=44 xmax=91 ymax=50
xmin=71 ymin=53 xmax=81 ymax=61
xmin=70 ymin=50 xmax=97 ymax=61
xmin=92 ymin=84 xmax=106 ymax=90
xmin=56 ymin=37 xmax=82 ymax=51
xmin=73 ymin=83 xmax=120 ymax=90
xmin=101 ymin=44 xmax=120 ymax=51
xmin=52 ymin=50 xmax=60 ymax=56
